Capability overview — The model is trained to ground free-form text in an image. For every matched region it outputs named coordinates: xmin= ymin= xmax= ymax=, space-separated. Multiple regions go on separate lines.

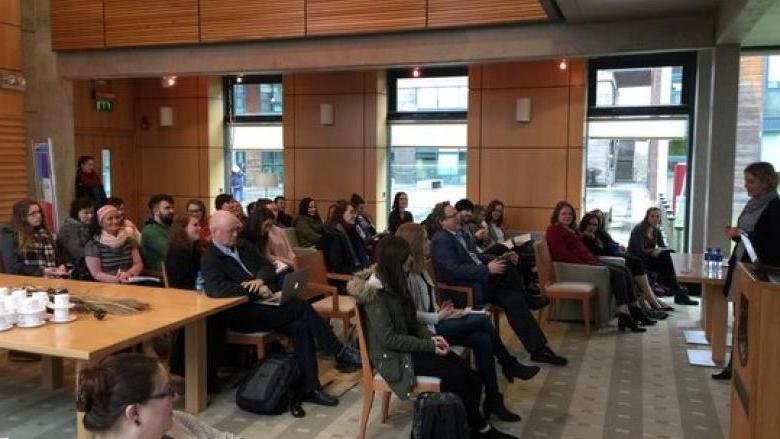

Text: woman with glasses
xmin=0 ymin=199 xmax=68 ymax=277
xmin=185 ymin=199 xmax=210 ymax=243
xmin=579 ymin=212 xmax=672 ymax=319
xmin=77 ymin=352 xmax=240 ymax=438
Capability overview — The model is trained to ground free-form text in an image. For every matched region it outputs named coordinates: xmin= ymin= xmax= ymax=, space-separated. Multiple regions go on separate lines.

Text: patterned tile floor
xmin=0 ymin=304 xmax=730 ymax=438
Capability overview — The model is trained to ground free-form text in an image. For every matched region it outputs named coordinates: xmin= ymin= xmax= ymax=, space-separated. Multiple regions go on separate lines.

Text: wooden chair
xmin=533 ymin=240 xmax=599 ymax=335
xmin=355 ymin=306 xmax=440 ymax=439
xmin=141 ymin=264 xmax=169 ymax=288
xmin=295 ymin=250 xmax=356 ymax=338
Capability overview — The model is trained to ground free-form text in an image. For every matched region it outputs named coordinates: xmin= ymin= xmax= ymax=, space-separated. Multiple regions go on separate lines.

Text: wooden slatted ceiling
xmin=104 ymin=0 xmax=198 ymax=47
xmin=306 ymin=0 xmax=426 ymax=36
xmin=428 ymin=0 xmax=548 ymax=28
xmin=199 ymin=0 xmax=305 ymax=42
xmin=0 ymin=115 xmax=29 ymax=221
xmin=50 ymin=0 xmax=104 ymax=50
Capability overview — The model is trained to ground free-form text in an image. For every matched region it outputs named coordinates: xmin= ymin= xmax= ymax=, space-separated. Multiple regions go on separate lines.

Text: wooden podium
xmin=730 ymin=263 xmax=780 ymax=439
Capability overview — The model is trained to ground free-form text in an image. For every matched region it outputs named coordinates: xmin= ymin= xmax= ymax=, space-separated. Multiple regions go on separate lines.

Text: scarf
xmin=22 ymin=229 xmax=57 ymax=270
xmin=98 ymin=229 xmax=129 ymax=248
xmin=738 ymin=190 xmax=778 ymax=233
xmin=76 ymin=169 xmax=102 ymax=188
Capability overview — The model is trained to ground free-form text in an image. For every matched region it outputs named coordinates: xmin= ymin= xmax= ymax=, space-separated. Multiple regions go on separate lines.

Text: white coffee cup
xmin=0 ymin=287 xmax=9 ymax=298
xmin=23 ymin=297 xmax=41 ymax=313
xmin=0 ymin=312 xmax=7 ymax=328
xmin=53 ymin=308 xmax=70 ymax=322
xmin=53 ymin=294 xmax=70 ymax=307
xmin=11 ymin=289 xmax=27 ymax=301
xmin=4 ymin=297 xmax=16 ymax=324
xmin=19 ymin=311 xmax=41 ymax=327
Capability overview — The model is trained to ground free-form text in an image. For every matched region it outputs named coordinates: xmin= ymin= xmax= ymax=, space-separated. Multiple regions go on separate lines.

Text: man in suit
xmin=201 ymin=211 xmax=361 ymax=406
xmin=430 ymin=203 xmax=567 ymax=366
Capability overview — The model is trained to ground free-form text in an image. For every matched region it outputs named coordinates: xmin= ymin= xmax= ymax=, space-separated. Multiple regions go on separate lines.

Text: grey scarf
xmin=738 ymin=189 xmax=778 ymax=233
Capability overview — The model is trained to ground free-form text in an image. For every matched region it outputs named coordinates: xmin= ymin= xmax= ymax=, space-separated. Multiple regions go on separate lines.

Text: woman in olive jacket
xmin=293 ymin=197 xmax=326 ymax=247
xmin=348 ymin=236 xmax=514 ymax=439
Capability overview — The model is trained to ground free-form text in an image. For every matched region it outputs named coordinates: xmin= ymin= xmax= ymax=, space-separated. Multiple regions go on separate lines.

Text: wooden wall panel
xmin=293 ymin=94 xmax=365 ymax=148
xmin=135 ymin=98 xmax=201 ymax=147
xmin=502 ymin=207 xmax=555 ymax=232
xmin=200 ymin=0 xmax=304 ymax=42
xmin=0 ymin=23 xmax=22 ymax=70
xmin=568 ymin=86 xmax=586 ymax=147
xmin=428 ymin=0 xmax=546 ymax=28
xmin=479 ymin=149 xmax=567 ymax=207
xmin=73 ymin=80 xmax=135 ymax=132
xmin=480 ymin=87 xmax=570 ymax=148
xmin=482 ymin=61 xmax=571 ymax=89
xmin=0 ymin=1 xmax=20 ymax=25
xmin=294 ymin=149 xmax=365 ymax=201
xmin=306 ymin=0 xmax=426 ymax=36
xmin=50 ymin=0 xmax=105 ymax=50
xmin=139 ymin=148 xmax=201 ymax=195
xmin=104 ymin=0 xmax=198 ymax=47
xmin=292 ymin=72 xmax=366 ymax=95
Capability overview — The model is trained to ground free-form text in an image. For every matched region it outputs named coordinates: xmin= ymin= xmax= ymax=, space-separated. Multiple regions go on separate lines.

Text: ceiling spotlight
xmin=559 ymin=59 xmax=568 ymax=70
xmin=236 ymin=74 xmax=243 ymax=84
xmin=161 ymin=75 xmax=177 ymax=88
xmin=412 ymin=67 xmax=421 ymax=78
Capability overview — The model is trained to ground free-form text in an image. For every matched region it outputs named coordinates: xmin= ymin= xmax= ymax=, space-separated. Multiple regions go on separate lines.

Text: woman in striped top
xmin=85 ymin=205 xmax=143 ymax=283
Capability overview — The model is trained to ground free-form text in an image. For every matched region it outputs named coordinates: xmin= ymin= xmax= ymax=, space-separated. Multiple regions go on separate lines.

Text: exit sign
xmin=95 ymin=99 xmax=113 ymax=112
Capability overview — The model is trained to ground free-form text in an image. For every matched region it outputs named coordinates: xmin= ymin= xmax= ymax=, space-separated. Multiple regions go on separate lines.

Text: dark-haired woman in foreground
xmin=349 ymin=236 xmax=515 ymax=439
xmin=77 ymin=352 xmax=240 ymax=438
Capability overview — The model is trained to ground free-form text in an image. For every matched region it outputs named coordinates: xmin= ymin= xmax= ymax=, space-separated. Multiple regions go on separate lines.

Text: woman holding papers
xmin=84 ymin=204 xmax=144 ymax=284
xmin=395 ymin=223 xmax=539 ymax=423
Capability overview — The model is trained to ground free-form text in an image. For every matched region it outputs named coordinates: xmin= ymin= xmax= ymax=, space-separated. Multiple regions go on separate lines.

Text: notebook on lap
xmin=256 ymin=268 xmax=311 ymax=306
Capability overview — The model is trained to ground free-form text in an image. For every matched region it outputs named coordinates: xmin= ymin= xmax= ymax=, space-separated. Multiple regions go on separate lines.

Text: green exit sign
xmin=95 ymin=99 xmax=113 ymax=112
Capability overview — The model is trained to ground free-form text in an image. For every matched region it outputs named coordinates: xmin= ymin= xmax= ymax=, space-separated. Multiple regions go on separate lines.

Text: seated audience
xmin=57 ymin=197 xmax=95 ymax=279
xmin=350 ymin=193 xmax=378 ymax=241
xmin=293 ymin=197 xmax=325 ymax=247
xmin=76 ymin=353 xmax=241 ymax=438
xmin=201 ymin=211 xmax=360 ymax=406
xmin=349 ymin=236 xmax=515 ymax=439
xmin=245 ymin=201 xmax=258 ymax=217
xmin=185 ymin=199 xmax=210 ymax=244
xmin=275 ymin=196 xmax=294 ymax=227
xmin=318 ymin=200 xmax=369 ymax=275
xmin=245 ymin=208 xmax=296 ymax=271
xmin=430 ymin=203 xmax=567 ymax=365
xmin=85 ymin=205 xmax=143 ymax=283
xmin=141 ymin=194 xmax=175 ymax=270
xmin=628 ymin=207 xmax=698 ymax=305
xmin=396 ymin=223 xmax=539 ymax=422
xmin=105 ymin=197 xmax=142 ymax=243
xmin=0 ymin=199 xmax=68 ymax=277
xmin=388 ymin=191 xmax=413 ymax=233
xmin=484 ymin=200 xmax=507 ymax=244
xmin=75 ymin=155 xmax=107 ymax=208
xmin=215 ymin=193 xmax=234 ymax=212
xmin=579 ymin=211 xmax=672 ymax=318
xmin=165 ymin=215 xmax=203 ymax=290
xmin=545 ymin=201 xmax=651 ymax=331
xmin=458 ymin=201 xmax=492 ymax=251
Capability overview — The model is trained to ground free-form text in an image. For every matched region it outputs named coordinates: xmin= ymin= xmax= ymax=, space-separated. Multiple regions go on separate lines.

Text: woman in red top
xmin=545 ymin=201 xmax=649 ymax=332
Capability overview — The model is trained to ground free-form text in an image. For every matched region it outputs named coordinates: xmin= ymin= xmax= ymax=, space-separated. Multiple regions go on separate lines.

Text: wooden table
xmin=0 ymin=274 xmax=245 ymax=438
xmin=672 ymin=253 xmax=728 ymax=364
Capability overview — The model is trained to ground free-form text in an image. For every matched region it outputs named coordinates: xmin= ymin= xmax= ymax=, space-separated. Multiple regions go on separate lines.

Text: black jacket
xmin=723 ymin=196 xmax=780 ymax=295
xmin=200 ymin=239 xmax=276 ymax=300
xmin=388 ymin=210 xmax=413 ymax=234
xmin=165 ymin=243 xmax=201 ymax=290
xmin=317 ymin=225 xmax=369 ymax=275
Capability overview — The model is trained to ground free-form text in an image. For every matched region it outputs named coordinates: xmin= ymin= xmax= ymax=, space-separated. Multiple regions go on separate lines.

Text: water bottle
xmin=195 ymin=271 xmax=205 ymax=294
xmin=715 ymin=248 xmax=723 ymax=276
xmin=704 ymin=248 xmax=712 ymax=275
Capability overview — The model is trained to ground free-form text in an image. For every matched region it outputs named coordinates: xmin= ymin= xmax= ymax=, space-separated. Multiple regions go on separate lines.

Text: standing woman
xmin=293 ymin=197 xmax=326 ymax=247
xmin=0 ymin=199 xmax=68 ymax=277
xmin=348 ymin=236 xmax=515 ymax=439
xmin=84 ymin=205 xmax=144 ymax=284
xmin=388 ymin=192 xmax=413 ymax=234
xmin=627 ymin=207 xmax=698 ymax=306
xmin=57 ymin=197 xmax=95 ymax=279
xmin=75 ymin=155 xmax=107 ymax=208
xmin=713 ymin=161 xmax=780 ymax=380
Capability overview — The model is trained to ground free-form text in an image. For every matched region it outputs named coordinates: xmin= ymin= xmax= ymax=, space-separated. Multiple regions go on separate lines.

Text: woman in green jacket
xmin=293 ymin=197 xmax=326 ymax=247
xmin=348 ymin=236 xmax=515 ymax=439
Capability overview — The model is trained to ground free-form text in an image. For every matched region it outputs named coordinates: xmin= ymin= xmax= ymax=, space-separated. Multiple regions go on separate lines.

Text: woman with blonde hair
xmin=396 ymin=222 xmax=539 ymax=422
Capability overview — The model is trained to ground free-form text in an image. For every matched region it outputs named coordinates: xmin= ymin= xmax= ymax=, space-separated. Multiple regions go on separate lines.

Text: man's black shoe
xmin=530 ymin=346 xmax=568 ymax=365
xmin=302 ymin=389 xmax=339 ymax=406
xmin=674 ymin=293 xmax=698 ymax=306
xmin=527 ymin=295 xmax=550 ymax=310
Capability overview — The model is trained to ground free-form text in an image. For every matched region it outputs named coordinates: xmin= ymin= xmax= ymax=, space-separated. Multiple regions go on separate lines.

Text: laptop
xmin=740 ymin=233 xmax=780 ymax=283
xmin=256 ymin=268 xmax=311 ymax=306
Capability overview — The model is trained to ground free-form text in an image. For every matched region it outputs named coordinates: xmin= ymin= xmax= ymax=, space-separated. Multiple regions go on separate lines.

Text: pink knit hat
xmin=96 ymin=204 xmax=118 ymax=225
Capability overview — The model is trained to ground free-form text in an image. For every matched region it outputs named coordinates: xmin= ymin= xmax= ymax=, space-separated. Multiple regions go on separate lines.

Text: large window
xmin=388 ymin=68 xmax=468 ymax=220
xmin=586 ymin=53 xmax=696 ymax=249
xmin=733 ymin=54 xmax=780 ymax=222
xmin=225 ymin=76 xmax=284 ymax=206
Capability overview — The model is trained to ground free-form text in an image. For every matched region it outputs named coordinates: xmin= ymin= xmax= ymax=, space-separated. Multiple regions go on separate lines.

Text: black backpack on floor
xmin=411 ymin=392 xmax=470 ymax=439
xmin=236 ymin=353 xmax=303 ymax=416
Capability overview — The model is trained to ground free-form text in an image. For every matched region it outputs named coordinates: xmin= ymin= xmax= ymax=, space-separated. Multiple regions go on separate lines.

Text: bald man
xmin=201 ymin=211 xmax=360 ymax=406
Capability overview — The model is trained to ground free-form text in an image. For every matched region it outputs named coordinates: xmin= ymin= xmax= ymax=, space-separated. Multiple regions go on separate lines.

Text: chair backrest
xmin=158 ymin=261 xmax=170 ymax=288
xmin=283 ymin=227 xmax=300 ymax=247
xmin=354 ymin=305 xmax=375 ymax=385
xmin=295 ymin=250 xmax=330 ymax=285
xmin=533 ymin=239 xmax=557 ymax=288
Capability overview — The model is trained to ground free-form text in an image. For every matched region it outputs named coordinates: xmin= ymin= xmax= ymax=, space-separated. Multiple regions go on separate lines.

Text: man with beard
xmin=140 ymin=194 xmax=175 ymax=270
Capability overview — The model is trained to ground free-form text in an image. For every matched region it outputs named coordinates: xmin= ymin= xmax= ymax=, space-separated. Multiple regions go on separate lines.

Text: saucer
xmin=50 ymin=315 xmax=77 ymax=324
xmin=0 ymin=324 xmax=12 ymax=332
xmin=16 ymin=320 xmax=45 ymax=328
xmin=47 ymin=303 xmax=75 ymax=309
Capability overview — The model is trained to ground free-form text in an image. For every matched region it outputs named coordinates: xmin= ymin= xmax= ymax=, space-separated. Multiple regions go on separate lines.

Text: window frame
xmin=224 ymin=74 xmax=283 ymax=123
xmin=387 ymin=66 xmax=469 ymax=121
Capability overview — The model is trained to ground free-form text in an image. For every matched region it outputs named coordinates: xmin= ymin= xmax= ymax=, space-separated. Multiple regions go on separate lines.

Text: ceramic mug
xmin=0 ymin=312 xmax=7 ymax=328
xmin=53 ymin=294 xmax=70 ymax=307
xmin=53 ymin=308 xmax=70 ymax=322
xmin=0 ymin=287 xmax=9 ymax=298
xmin=18 ymin=311 xmax=41 ymax=327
